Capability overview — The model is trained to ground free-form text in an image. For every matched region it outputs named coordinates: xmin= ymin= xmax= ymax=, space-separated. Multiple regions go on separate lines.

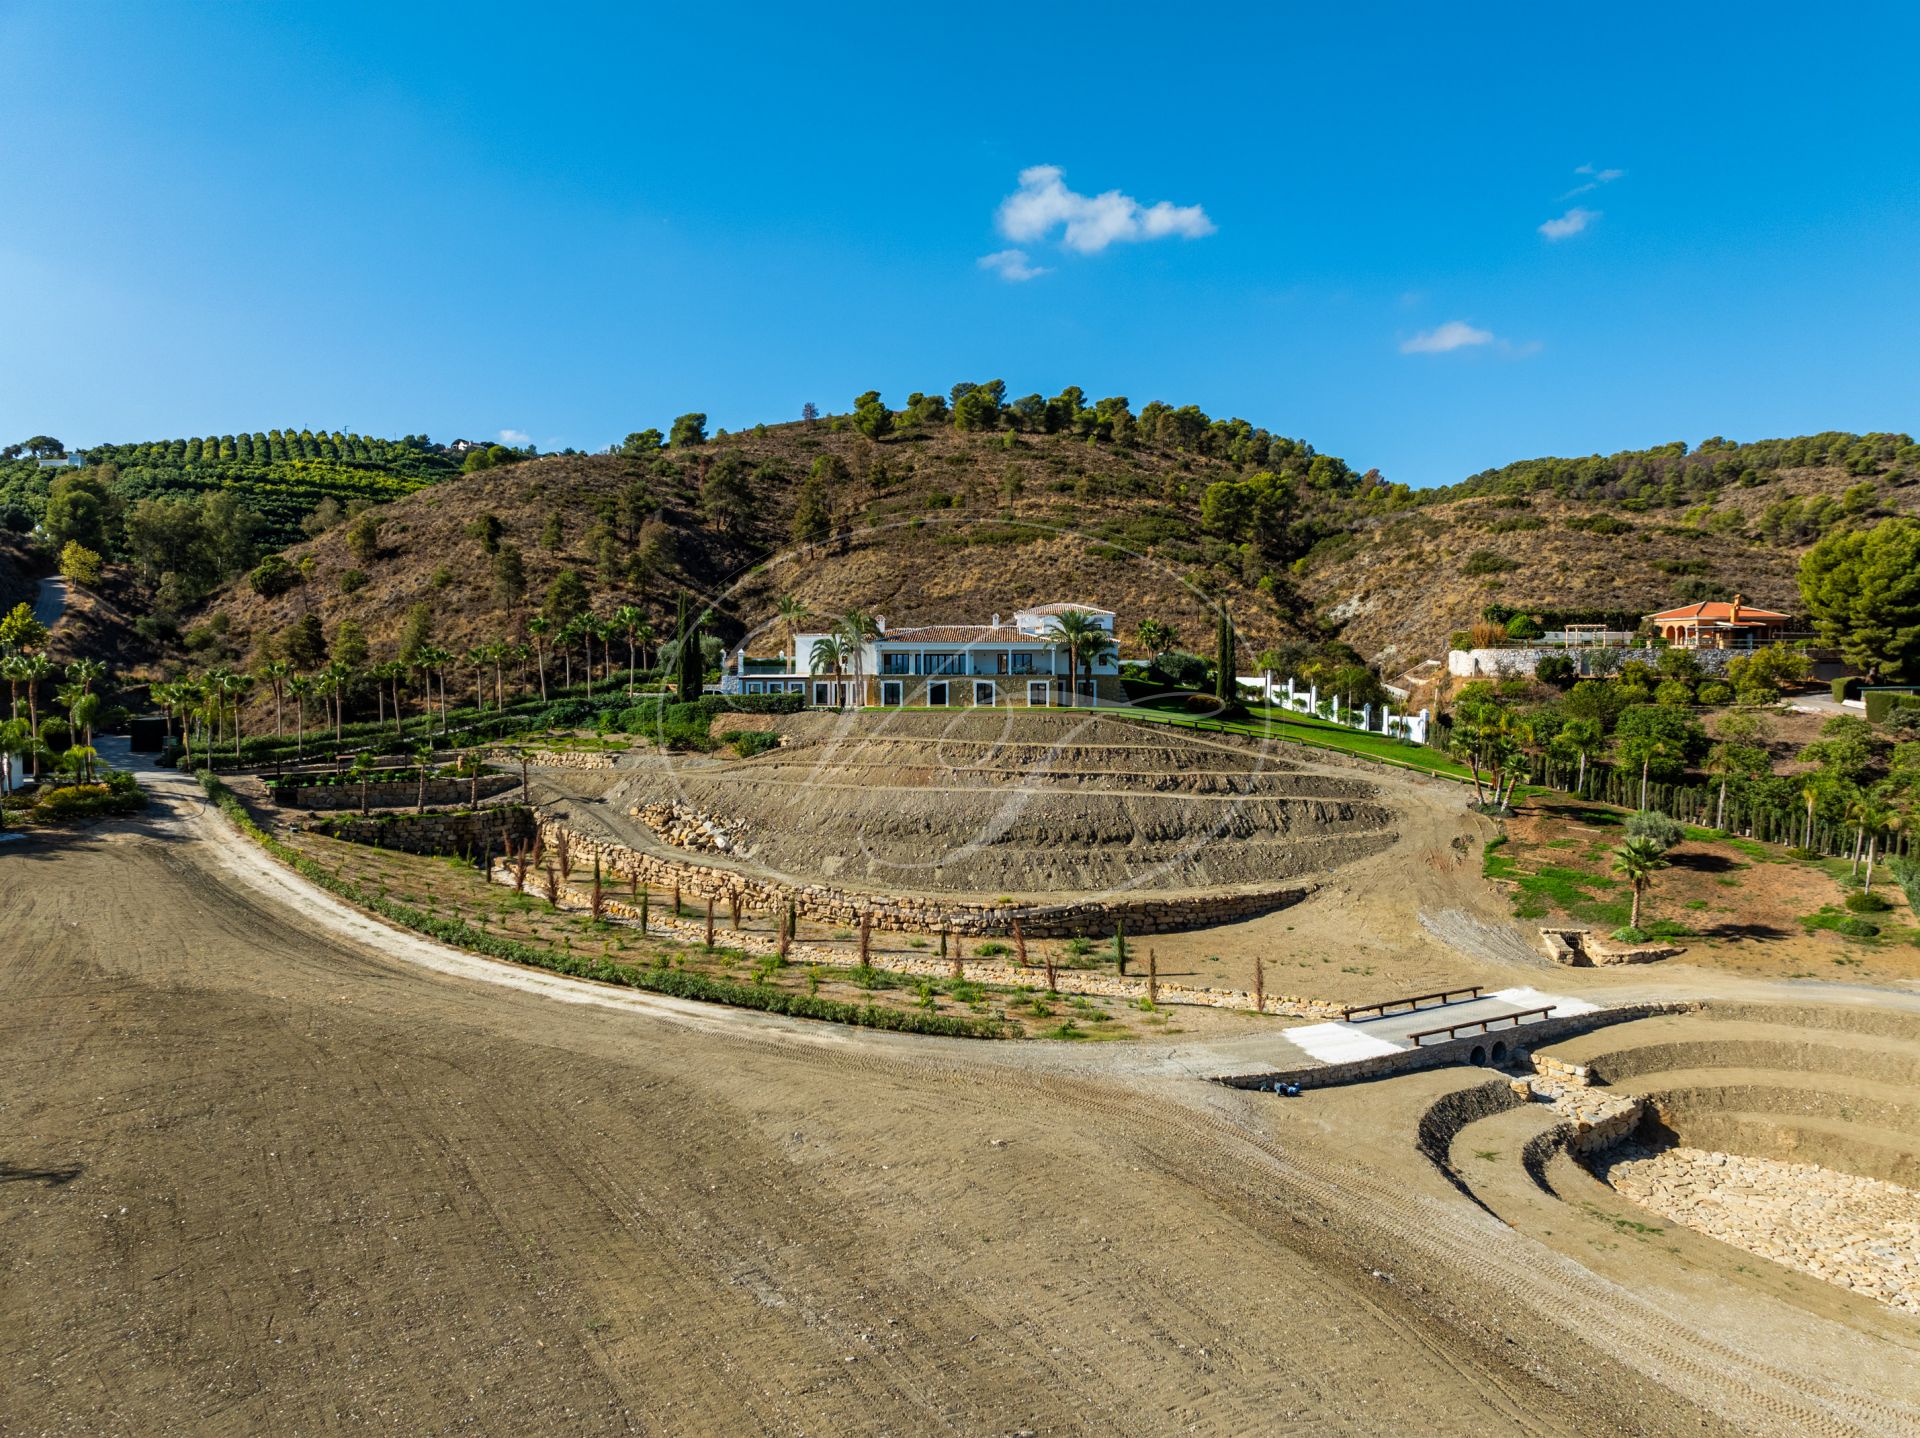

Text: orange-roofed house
xmin=1645 ymin=595 xmax=1791 ymax=650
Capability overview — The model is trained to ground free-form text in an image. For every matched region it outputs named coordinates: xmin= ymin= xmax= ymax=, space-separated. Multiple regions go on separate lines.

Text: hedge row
xmin=197 ymin=772 xmax=1007 ymax=1040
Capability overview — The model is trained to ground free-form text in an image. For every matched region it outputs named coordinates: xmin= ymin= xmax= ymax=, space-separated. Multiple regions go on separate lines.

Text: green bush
xmin=1696 ymin=681 xmax=1733 ymax=704
xmin=338 ymin=568 xmax=369 ymax=594
xmin=1654 ymin=679 xmax=1695 ymax=707
xmin=1844 ymin=890 xmax=1892 ymax=913
xmin=1837 ymin=917 xmax=1880 ymax=938
xmin=1864 ymin=690 xmax=1920 ymax=724
xmin=1831 ymin=676 xmax=1861 ymax=703
xmin=720 ymin=728 xmax=779 ymax=758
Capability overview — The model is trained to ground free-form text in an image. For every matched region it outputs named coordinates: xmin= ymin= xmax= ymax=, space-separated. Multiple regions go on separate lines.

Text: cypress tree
xmin=674 ymin=592 xmax=703 ymax=699
xmin=1214 ymin=604 xmax=1236 ymax=704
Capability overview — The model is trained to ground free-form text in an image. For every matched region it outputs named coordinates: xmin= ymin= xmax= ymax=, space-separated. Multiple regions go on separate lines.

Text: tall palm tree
xmin=836 ymin=609 xmax=880 ymax=707
xmin=217 ymin=669 xmax=252 ymax=759
xmin=320 ymin=660 xmax=353 ymax=742
xmin=18 ymin=653 xmax=51 ymax=776
xmin=65 ymin=657 xmax=106 ymax=695
xmin=1043 ymin=609 xmax=1114 ymax=709
xmin=1612 ymin=837 xmax=1670 ymax=931
xmin=418 ymin=646 xmax=453 ymax=732
xmin=286 ymin=674 xmax=315 ymax=760
xmin=412 ymin=740 xmax=435 ymax=813
xmin=808 ymin=634 xmax=848 ymax=706
xmin=775 ymin=596 xmax=812 ymax=668
xmin=611 ymin=605 xmax=642 ymax=692
xmin=464 ymin=646 xmax=490 ymax=711
xmin=257 ymin=658 xmax=293 ymax=738
xmin=0 ymin=653 xmax=28 ymax=723
xmin=527 ymin=616 xmax=551 ymax=699
xmin=0 ymin=716 xmax=27 ymax=806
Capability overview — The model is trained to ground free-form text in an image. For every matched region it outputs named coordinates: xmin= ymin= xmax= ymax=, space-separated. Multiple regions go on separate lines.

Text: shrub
xmin=1462 ymin=549 xmax=1517 ymax=576
xmin=338 ymin=568 xmax=369 ymax=594
xmin=1504 ymin=614 xmax=1543 ymax=640
xmin=1654 ymin=679 xmax=1695 ymax=707
xmin=1625 ymin=810 xmax=1685 ymax=852
xmin=1831 ymin=676 xmax=1861 ymax=703
xmin=1696 ymin=681 xmax=1733 ymax=704
xmin=249 ymin=554 xmax=300 ymax=597
xmin=1535 ymin=655 xmax=1577 ymax=689
xmin=721 ymin=728 xmax=779 ymax=758
xmin=1864 ymin=691 xmax=1920 ymax=724
xmin=1892 ymin=856 xmax=1920 ymax=913
xmin=1837 ymin=917 xmax=1880 ymax=938
xmin=1150 ymin=651 xmax=1208 ymax=689
xmin=1844 ymin=890 xmax=1892 ymax=913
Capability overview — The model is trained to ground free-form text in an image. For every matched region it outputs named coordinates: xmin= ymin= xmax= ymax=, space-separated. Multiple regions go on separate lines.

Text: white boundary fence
xmin=1241 ymin=676 xmax=1430 ymax=745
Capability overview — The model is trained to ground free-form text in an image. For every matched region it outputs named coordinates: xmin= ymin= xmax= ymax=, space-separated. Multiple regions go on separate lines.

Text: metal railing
xmin=1407 ymin=1006 xmax=1554 ymax=1047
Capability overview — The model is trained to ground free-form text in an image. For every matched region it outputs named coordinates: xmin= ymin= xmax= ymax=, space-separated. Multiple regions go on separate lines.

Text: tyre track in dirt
xmin=6 ymin=780 xmax=1914 ymax=1434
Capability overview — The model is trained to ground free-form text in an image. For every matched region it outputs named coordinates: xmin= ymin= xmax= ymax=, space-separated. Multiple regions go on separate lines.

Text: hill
xmin=173 ymin=412 xmax=1342 ymax=676
xmin=18 ymin=395 xmax=1915 ymax=686
xmin=1303 ymin=453 xmax=1920 ymax=664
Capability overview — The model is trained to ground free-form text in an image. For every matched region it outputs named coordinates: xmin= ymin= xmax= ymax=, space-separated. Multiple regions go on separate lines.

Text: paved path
xmin=28 ymin=574 xmax=66 ymax=631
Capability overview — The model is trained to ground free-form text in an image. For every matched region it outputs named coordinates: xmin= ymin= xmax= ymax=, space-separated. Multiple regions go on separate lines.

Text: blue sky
xmin=2 ymin=2 xmax=1915 ymax=487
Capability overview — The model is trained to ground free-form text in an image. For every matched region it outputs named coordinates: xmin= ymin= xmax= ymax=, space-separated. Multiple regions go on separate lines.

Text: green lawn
xmin=1101 ymin=697 xmax=1478 ymax=783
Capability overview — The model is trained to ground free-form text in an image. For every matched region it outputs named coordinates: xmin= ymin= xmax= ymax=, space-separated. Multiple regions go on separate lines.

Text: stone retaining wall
xmin=496 ymin=865 xmax=1343 ymax=1019
xmin=1540 ymin=927 xmax=1686 ymax=966
xmin=275 ymin=774 xmax=519 ymax=810
xmin=310 ymin=806 xmax=536 ymax=856
xmin=489 ymin=748 xmax=619 ymax=771
xmin=529 ymin=816 xmax=1312 ymax=939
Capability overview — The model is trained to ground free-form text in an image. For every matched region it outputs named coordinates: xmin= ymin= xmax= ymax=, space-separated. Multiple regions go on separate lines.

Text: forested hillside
xmin=9 ymin=394 xmax=1917 ymax=684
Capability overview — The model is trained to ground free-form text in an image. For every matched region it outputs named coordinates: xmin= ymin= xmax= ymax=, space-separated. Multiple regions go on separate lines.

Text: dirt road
xmin=3 ymin=779 xmax=1914 ymax=1434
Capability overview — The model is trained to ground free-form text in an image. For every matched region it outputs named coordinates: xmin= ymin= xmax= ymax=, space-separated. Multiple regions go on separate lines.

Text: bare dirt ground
xmin=5 ymin=772 xmax=1918 ymax=1434
xmin=537 ymin=710 xmax=1529 ymax=1009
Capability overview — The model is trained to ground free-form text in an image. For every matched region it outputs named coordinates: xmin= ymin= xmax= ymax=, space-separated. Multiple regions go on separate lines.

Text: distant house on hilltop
xmin=723 ymin=603 xmax=1122 ymax=708
xmin=1645 ymin=595 xmax=1791 ymax=650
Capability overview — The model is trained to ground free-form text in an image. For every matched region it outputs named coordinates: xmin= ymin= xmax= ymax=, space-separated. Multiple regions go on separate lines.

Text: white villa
xmin=721 ymin=603 xmax=1122 ymax=709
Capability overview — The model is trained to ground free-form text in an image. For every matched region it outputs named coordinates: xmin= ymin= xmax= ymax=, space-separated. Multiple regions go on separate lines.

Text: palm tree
xmin=1553 ymin=716 xmax=1604 ymax=798
xmin=1613 ymin=837 xmax=1671 ymax=931
xmin=463 ymin=646 xmax=490 ymax=711
xmin=413 ymin=740 xmax=435 ymax=813
xmin=418 ymin=646 xmax=453 ymax=732
xmin=836 ymin=610 xmax=880 ymax=707
xmin=0 ymin=654 xmax=25 ymax=722
xmin=0 ymin=716 xmax=26 ymax=808
xmin=18 ymin=654 xmax=50 ymax=776
xmin=527 ymin=616 xmax=551 ymax=699
xmin=286 ymin=674 xmax=315 ymax=760
xmin=257 ymin=658 xmax=293 ymax=738
xmin=214 ymin=669 xmax=252 ymax=760
xmin=320 ymin=660 xmax=353 ymax=742
xmin=775 ymin=596 xmax=812 ymax=668
xmin=808 ymin=634 xmax=848 ymax=706
xmin=612 ymin=606 xmax=646 ymax=692
xmin=1134 ymin=618 xmax=1176 ymax=661
xmin=65 ymin=658 xmax=106 ymax=695
xmin=1043 ymin=609 xmax=1114 ymax=709
xmin=484 ymin=641 xmax=509 ymax=710
xmin=370 ymin=660 xmax=407 ymax=733
xmin=349 ymin=750 xmax=376 ymax=816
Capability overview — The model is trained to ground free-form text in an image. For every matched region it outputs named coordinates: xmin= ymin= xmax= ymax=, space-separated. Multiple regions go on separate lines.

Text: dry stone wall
xmin=503 ymin=866 xmax=1343 ymax=1019
xmin=309 ymin=806 xmax=536 ymax=857
xmin=275 ymin=774 xmax=519 ymax=810
xmin=530 ymin=815 xmax=1310 ymax=939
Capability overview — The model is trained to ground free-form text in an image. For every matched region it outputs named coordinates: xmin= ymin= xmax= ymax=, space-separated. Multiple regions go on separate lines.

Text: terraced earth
xmin=565 ymin=710 xmax=1405 ymax=897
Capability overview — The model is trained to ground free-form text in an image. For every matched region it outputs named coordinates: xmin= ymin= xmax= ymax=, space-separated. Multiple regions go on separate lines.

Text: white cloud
xmin=977 ymin=248 xmax=1050 ymax=282
xmin=1575 ymin=164 xmax=1625 ymax=181
xmin=497 ymin=428 xmax=531 ymax=445
xmin=995 ymin=164 xmax=1215 ymax=255
xmin=1400 ymin=320 xmax=1495 ymax=355
xmin=1538 ymin=206 xmax=1599 ymax=240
